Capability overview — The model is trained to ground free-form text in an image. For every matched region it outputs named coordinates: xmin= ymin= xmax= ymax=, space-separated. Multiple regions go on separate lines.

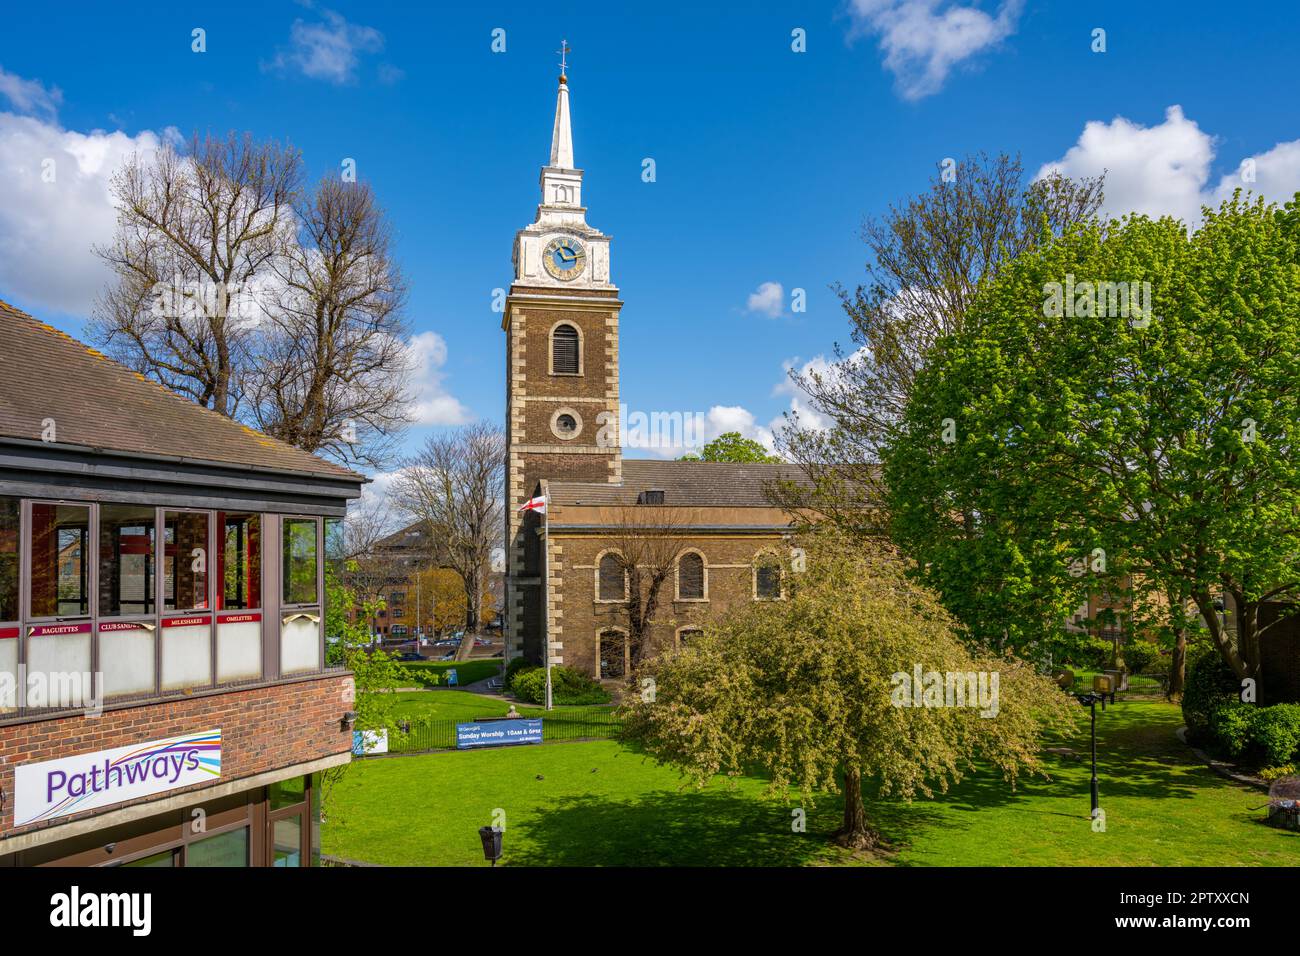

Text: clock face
xmin=543 ymin=236 xmax=586 ymax=281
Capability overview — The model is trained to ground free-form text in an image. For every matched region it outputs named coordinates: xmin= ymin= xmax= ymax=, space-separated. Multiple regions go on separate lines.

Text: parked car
xmin=438 ymin=652 xmax=456 ymax=661
xmin=397 ymin=652 xmax=423 ymax=662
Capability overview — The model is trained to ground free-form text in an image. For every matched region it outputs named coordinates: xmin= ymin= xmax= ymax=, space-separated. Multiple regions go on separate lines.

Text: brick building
xmin=345 ymin=522 xmax=503 ymax=639
xmin=503 ymin=68 xmax=810 ymax=677
xmin=0 ymin=303 xmax=363 ymax=866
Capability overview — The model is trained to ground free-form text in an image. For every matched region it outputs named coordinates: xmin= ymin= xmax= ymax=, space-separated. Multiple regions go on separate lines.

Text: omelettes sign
xmin=14 ymin=729 xmax=222 ymax=827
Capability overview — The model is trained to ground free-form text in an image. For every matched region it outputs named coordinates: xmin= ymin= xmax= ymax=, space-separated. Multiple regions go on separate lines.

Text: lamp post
xmin=1075 ymin=692 xmax=1102 ymax=818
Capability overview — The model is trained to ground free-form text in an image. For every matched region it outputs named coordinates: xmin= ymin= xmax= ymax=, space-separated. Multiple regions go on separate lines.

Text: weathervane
xmin=557 ymin=39 xmax=571 ymax=79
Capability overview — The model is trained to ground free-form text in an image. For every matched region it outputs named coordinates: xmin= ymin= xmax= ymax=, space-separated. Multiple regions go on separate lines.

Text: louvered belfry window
xmin=678 ymin=552 xmax=704 ymax=599
xmin=598 ymin=553 xmax=625 ymax=601
xmin=552 ymin=324 xmax=580 ymax=374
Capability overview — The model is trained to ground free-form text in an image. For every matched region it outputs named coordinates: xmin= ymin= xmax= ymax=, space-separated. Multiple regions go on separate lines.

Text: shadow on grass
xmin=505 ymin=701 xmax=1206 ymax=867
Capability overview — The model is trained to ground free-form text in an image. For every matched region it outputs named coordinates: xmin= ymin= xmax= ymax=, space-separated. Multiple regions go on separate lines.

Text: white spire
xmin=548 ymin=69 xmax=574 ymax=169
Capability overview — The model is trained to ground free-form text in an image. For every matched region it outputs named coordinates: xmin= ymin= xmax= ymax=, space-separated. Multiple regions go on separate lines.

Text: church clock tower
xmin=503 ymin=48 xmax=622 ymax=664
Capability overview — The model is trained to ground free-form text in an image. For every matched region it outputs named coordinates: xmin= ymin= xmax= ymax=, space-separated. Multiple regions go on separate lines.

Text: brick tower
xmin=503 ymin=52 xmax=622 ymax=664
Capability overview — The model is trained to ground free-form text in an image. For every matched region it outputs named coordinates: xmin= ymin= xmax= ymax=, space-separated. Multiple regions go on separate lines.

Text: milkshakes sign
xmin=14 ymin=729 xmax=222 ymax=827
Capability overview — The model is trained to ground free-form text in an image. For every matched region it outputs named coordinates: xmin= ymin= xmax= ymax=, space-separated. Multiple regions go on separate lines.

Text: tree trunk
xmin=833 ymin=765 xmax=879 ymax=850
xmin=463 ymin=565 xmax=479 ymax=633
xmin=1168 ymin=627 xmax=1186 ymax=698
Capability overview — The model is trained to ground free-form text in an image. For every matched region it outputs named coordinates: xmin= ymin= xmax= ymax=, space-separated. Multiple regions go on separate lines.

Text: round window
xmin=550 ymin=408 xmax=583 ymax=441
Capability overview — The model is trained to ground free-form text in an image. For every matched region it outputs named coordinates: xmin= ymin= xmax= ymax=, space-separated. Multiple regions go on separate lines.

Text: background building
xmin=503 ymin=71 xmax=812 ymax=677
xmin=0 ymin=303 xmax=362 ymax=866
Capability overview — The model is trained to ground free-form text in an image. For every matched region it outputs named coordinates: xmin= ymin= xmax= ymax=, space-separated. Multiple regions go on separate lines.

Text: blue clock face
xmin=543 ymin=236 xmax=586 ymax=280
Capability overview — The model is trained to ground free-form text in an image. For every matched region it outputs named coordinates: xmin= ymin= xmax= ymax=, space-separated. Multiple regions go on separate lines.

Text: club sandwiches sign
xmin=14 ymin=729 xmax=222 ymax=827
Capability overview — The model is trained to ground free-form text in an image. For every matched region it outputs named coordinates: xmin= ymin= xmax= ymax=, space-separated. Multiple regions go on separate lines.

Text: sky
xmin=1 ymin=0 xmax=1298 ymax=495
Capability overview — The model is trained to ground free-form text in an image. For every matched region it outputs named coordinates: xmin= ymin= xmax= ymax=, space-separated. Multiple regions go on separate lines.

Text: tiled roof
xmin=0 ymin=300 xmax=363 ymax=481
xmin=547 ymin=459 xmax=811 ymax=507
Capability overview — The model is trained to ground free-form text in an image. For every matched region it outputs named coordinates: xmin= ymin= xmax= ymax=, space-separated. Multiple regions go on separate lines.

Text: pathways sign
xmin=14 ymin=729 xmax=222 ymax=827
xmin=456 ymin=719 xmax=543 ymax=749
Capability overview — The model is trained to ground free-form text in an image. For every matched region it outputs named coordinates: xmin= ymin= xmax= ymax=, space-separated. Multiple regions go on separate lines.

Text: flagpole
xmin=543 ymin=495 xmax=553 ymax=711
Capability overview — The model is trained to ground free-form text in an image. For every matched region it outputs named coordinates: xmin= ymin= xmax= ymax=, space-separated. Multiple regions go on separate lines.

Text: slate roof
xmin=547 ymin=459 xmax=811 ymax=508
xmin=0 ymin=300 xmax=363 ymax=482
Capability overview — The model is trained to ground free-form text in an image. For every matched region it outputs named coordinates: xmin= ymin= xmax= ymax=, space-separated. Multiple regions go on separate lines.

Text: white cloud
xmin=769 ymin=353 xmax=846 ymax=437
xmin=406 ymin=331 xmax=472 ymax=426
xmin=1038 ymin=105 xmax=1300 ymax=225
xmin=846 ymin=0 xmax=1022 ymax=101
xmin=746 ymin=280 xmax=785 ymax=318
xmin=0 ymin=66 xmax=62 ymax=119
xmin=356 ymin=466 xmax=404 ymax=513
xmin=265 ymin=9 xmax=384 ymax=84
xmin=0 ymin=107 xmax=172 ymax=315
xmin=1213 ymin=138 xmax=1300 ymax=206
xmin=703 ymin=405 xmax=777 ymax=453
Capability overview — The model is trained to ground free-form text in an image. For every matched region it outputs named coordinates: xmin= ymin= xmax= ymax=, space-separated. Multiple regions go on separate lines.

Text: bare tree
xmin=393 ymin=422 xmax=505 ymax=633
xmin=92 ymin=133 xmax=414 ymax=469
xmin=91 ymin=132 xmax=302 ymax=415
xmin=773 ymin=153 xmax=1105 ymax=532
xmin=248 ymin=177 xmax=413 ymax=468
xmin=601 ymin=504 xmax=691 ymax=669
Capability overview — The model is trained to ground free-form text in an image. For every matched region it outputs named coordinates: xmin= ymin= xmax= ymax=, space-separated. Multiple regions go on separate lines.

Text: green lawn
xmin=387 ymin=690 xmax=612 ymax=722
xmin=322 ymin=699 xmax=1300 ymax=867
xmin=398 ymin=659 xmax=501 ymax=688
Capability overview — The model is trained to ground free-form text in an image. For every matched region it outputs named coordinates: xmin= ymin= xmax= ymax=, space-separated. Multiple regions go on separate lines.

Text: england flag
xmin=518 ymin=494 xmax=547 ymax=514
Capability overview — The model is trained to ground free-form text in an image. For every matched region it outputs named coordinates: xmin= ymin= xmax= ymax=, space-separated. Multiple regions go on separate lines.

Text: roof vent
xmin=638 ymin=489 xmax=665 ymax=505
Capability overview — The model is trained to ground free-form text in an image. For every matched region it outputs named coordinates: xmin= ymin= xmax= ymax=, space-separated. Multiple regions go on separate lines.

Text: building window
xmin=30 ymin=502 xmax=90 ymax=618
xmin=97 ymin=504 xmax=158 ymax=699
xmin=273 ymin=817 xmax=303 ymax=867
xmin=187 ymin=827 xmax=250 ymax=867
xmin=551 ymin=323 xmax=580 ymax=374
xmin=217 ymin=512 xmax=262 ymax=684
xmin=597 ymin=552 xmax=626 ymax=602
xmin=283 ymin=518 xmax=319 ymax=606
xmin=677 ymin=552 xmax=705 ymax=600
xmin=599 ymin=629 xmax=626 ymax=678
xmin=678 ymin=627 xmax=703 ymax=647
xmin=282 ymin=517 xmax=321 ymax=675
xmin=550 ymin=407 xmax=583 ymax=441
xmin=754 ymin=555 xmax=783 ymax=600
xmin=219 ymin=513 xmax=261 ymax=610
xmin=164 ymin=511 xmax=211 ymax=611
xmin=99 ymin=504 xmax=156 ymax=617
xmin=0 ymin=497 xmax=17 ymax=621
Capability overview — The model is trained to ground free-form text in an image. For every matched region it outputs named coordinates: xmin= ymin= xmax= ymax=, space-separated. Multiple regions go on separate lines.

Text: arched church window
xmin=678 ymin=552 xmax=705 ymax=600
xmin=598 ymin=552 xmax=626 ymax=602
xmin=552 ymin=324 xmax=580 ymax=374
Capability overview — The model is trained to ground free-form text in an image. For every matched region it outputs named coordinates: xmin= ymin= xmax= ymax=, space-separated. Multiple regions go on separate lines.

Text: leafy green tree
xmin=886 ymin=193 xmax=1300 ymax=691
xmin=680 ymin=431 xmax=781 ymax=463
xmin=321 ymin=561 xmax=409 ymax=810
xmin=619 ymin=531 xmax=1076 ymax=850
xmin=771 ymin=153 xmax=1104 ymax=535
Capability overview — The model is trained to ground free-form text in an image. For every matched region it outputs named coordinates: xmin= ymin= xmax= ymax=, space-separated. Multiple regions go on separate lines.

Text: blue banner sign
xmin=456 ymin=718 xmax=543 ymax=749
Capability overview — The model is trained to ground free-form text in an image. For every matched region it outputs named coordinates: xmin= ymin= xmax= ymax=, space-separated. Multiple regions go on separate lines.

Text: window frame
xmin=675 ymin=550 xmax=707 ymax=602
xmin=280 ymin=515 xmax=323 ymax=610
xmin=753 ymin=552 xmax=785 ymax=601
xmin=549 ymin=321 xmax=583 ymax=376
xmin=598 ymin=626 xmax=628 ymax=679
xmin=595 ymin=550 xmax=628 ymax=604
